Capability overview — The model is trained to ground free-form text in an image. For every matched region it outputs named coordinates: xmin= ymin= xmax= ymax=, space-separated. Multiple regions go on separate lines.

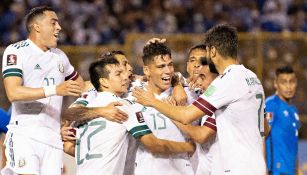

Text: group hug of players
xmin=60 ymin=27 xmax=267 ymax=174
xmin=1 ymin=6 xmax=278 ymax=175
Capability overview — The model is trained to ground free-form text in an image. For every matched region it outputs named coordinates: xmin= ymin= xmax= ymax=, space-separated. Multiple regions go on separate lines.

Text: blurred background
xmin=0 ymin=0 xmax=306 ymax=174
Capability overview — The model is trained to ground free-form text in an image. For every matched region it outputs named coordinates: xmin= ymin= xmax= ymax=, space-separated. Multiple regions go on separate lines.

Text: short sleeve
xmin=192 ymin=75 xmax=245 ymax=116
xmin=201 ymin=114 xmax=217 ymax=132
xmin=2 ymin=45 xmax=23 ymax=79
xmin=118 ymin=100 xmax=152 ymax=138
xmin=59 ymin=51 xmax=79 ymax=81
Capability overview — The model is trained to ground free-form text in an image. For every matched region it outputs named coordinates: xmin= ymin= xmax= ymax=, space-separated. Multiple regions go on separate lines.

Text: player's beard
xmin=206 ymin=55 xmax=219 ymax=74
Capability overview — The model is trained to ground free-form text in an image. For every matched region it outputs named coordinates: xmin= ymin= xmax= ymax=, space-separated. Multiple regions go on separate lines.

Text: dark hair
xmin=142 ymin=42 xmax=171 ymax=65
xmin=25 ymin=6 xmax=55 ymax=33
xmin=204 ymin=24 xmax=238 ymax=58
xmin=89 ymin=55 xmax=119 ymax=91
xmin=103 ymin=50 xmax=126 ymax=57
xmin=188 ymin=44 xmax=206 ymax=56
xmin=200 ymin=57 xmax=219 ymax=74
xmin=276 ymin=65 xmax=295 ymax=77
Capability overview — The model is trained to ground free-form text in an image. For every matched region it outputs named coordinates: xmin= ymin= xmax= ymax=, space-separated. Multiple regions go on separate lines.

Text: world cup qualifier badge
xmin=7 ymin=54 xmax=17 ymax=66
xmin=136 ymin=111 xmax=145 ymax=123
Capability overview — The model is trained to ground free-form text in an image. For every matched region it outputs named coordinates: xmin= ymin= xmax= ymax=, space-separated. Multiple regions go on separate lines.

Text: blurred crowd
xmin=0 ymin=0 xmax=306 ymax=46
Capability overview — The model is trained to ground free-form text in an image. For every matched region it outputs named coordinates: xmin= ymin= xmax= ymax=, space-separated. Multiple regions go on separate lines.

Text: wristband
xmin=43 ymin=85 xmax=57 ymax=97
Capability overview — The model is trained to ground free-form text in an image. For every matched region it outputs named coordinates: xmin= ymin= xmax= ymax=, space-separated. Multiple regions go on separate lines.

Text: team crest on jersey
xmin=204 ymin=85 xmax=216 ymax=97
xmin=7 ymin=54 xmax=17 ymax=66
xmin=18 ymin=158 xmax=26 ymax=167
xmin=58 ymin=63 xmax=64 ymax=73
xmin=136 ymin=111 xmax=145 ymax=123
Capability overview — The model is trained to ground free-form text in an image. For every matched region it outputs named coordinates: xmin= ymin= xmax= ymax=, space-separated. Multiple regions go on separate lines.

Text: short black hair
xmin=188 ymin=44 xmax=206 ymax=56
xmin=103 ymin=50 xmax=126 ymax=57
xmin=89 ymin=55 xmax=119 ymax=91
xmin=142 ymin=42 xmax=171 ymax=65
xmin=25 ymin=6 xmax=55 ymax=33
xmin=276 ymin=65 xmax=295 ymax=77
xmin=204 ymin=24 xmax=238 ymax=58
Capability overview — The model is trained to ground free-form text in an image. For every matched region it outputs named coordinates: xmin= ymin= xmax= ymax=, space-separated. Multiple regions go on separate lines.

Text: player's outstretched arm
xmin=132 ymin=87 xmax=204 ymax=124
xmin=63 ymin=103 xmax=128 ymax=124
xmin=139 ymin=134 xmax=195 ymax=155
xmin=173 ymin=120 xmax=216 ymax=144
xmin=4 ymin=76 xmax=82 ymax=102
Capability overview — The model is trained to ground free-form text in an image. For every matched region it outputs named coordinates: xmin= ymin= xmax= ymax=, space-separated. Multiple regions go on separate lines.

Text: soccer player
xmin=265 ymin=65 xmax=300 ymax=175
xmin=133 ymin=24 xmax=266 ymax=174
xmin=185 ymin=44 xmax=207 ymax=104
xmin=63 ymin=56 xmax=195 ymax=175
xmin=133 ymin=42 xmax=195 ymax=175
xmin=176 ymin=57 xmax=219 ymax=175
xmin=62 ymin=51 xmax=134 ymax=124
xmin=1 ymin=6 xmax=84 ymax=175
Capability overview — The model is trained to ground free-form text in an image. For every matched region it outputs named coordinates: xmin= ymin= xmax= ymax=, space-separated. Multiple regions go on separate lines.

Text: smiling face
xmin=32 ymin=10 xmax=61 ymax=50
xmin=275 ymin=73 xmax=297 ymax=102
xmin=187 ymin=49 xmax=206 ymax=77
xmin=103 ymin=64 xmax=129 ymax=96
xmin=196 ymin=65 xmax=217 ymax=91
xmin=114 ymin=54 xmax=133 ymax=79
xmin=144 ymin=54 xmax=174 ymax=94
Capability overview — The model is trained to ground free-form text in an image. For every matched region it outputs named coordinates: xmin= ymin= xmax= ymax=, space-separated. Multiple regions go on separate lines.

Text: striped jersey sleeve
xmin=201 ymin=115 xmax=217 ymax=132
xmin=192 ymin=73 xmax=241 ymax=116
xmin=2 ymin=44 xmax=23 ymax=79
xmin=59 ymin=50 xmax=79 ymax=81
xmin=119 ymin=99 xmax=152 ymax=138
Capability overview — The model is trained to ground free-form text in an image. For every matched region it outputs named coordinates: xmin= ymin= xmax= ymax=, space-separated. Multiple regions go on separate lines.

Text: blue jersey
xmin=0 ymin=108 xmax=10 ymax=133
xmin=265 ymin=94 xmax=300 ymax=174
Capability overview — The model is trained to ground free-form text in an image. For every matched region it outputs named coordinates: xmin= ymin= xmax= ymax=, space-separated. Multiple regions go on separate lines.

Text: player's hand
xmin=172 ymin=84 xmax=187 ymax=106
xmin=162 ymin=96 xmax=177 ymax=106
xmin=187 ymin=75 xmax=199 ymax=90
xmin=61 ymin=121 xmax=76 ymax=142
xmin=186 ymin=141 xmax=196 ymax=154
xmin=146 ymin=38 xmax=166 ymax=45
xmin=56 ymin=80 xmax=82 ymax=97
xmin=96 ymin=102 xmax=128 ymax=123
xmin=132 ymin=86 xmax=156 ymax=107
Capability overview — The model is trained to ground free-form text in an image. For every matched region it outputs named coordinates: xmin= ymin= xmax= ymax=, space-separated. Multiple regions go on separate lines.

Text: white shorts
xmin=1 ymin=132 xmax=63 ymax=175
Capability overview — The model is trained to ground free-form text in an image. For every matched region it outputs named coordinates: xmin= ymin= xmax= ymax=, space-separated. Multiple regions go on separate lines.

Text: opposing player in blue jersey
xmin=265 ymin=65 xmax=300 ymax=175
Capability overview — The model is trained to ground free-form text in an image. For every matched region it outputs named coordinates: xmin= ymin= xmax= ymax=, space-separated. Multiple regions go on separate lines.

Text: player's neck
xmin=101 ymin=89 xmax=122 ymax=97
xmin=28 ymin=35 xmax=49 ymax=52
xmin=217 ymin=57 xmax=238 ymax=74
xmin=276 ymin=93 xmax=291 ymax=104
xmin=147 ymin=81 xmax=166 ymax=95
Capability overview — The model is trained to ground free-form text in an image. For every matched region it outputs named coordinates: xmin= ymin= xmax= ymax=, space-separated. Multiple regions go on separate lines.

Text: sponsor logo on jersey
xmin=34 ymin=64 xmax=41 ymax=70
xmin=204 ymin=85 xmax=216 ymax=97
xmin=136 ymin=111 xmax=145 ymax=123
xmin=7 ymin=54 xmax=17 ymax=66
xmin=58 ymin=63 xmax=64 ymax=73
xmin=18 ymin=157 xmax=26 ymax=167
